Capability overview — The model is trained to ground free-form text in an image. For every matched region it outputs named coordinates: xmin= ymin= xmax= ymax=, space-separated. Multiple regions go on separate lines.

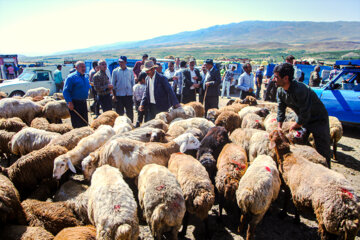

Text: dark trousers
xmin=147 ymin=103 xmax=162 ymax=121
xmin=176 ymin=94 xmax=181 ymax=103
xmin=305 ymin=119 xmax=331 ymax=168
xmin=90 ymin=87 xmax=100 ymax=115
xmin=55 ymin=83 xmax=63 ymax=93
xmin=135 ymin=100 xmax=146 ymax=127
xmin=255 ymin=83 xmax=262 ymax=99
xmin=183 ymin=91 xmax=196 ymax=104
xmin=115 ymin=96 xmax=134 ymax=122
xmin=204 ymin=96 xmax=219 ymax=115
xmin=240 ymin=90 xmax=255 ymax=100
xmin=70 ymin=100 xmax=88 ymax=128
xmin=199 ymin=89 xmax=204 ymax=104
xmin=98 ymin=94 xmax=113 ymax=112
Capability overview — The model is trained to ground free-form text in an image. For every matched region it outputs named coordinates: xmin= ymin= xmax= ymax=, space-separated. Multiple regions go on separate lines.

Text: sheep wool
xmin=241 ymin=112 xmax=265 ymax=130
xmin=54 ymin=226 xmax=96 ymax=240
xmin=140 ymin=118 xmax=168 ymax=131
xmin=24 ymin=87 xmax=50 ymax=98
xmin=184 ymin=101 xmax=205 ymax=117
xmin=0 ymin=117 xmax=27 ymax=132
xmin=248 ymin=130 xmax=276 ymax=162
xmin=53 ymin=180 xmax=89 ymax=202
xmin=49 ymin=126 xmax=94 ymax=151
xmin=0 ymin=225 xmax=54 ymax=240
xmin=215 ymin=111 xmax=241 ymax=134
xmin=31 ymin=117 xmax=73 ymax=134
xmin=0 ymin=98 xmax=43 ymax=125
xmin=43 ymin=100 xmax=70 ymax=123
xmin=87 ymin=165 xmax=139 ymax=240
xmin=138 ymin=164 xmax=186 ymax=240
xmin=167 ymin=117 xmax=215 ymax=139
xmin=0 ymin=130 xmax=16 ymax=157
xmin=90 ymin=110 xmax=119 ymax=129
xmin=229 ymin=128 xmax=263 ymax=155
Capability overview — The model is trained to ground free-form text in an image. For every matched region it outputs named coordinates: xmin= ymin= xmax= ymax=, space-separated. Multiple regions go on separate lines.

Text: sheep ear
xmin=67 ymin=159 xmax=76 ymax=173
xmin=180 ymin=142 xmax=187 ymax=153
xmin=269 ymin=141 xmax=276 ymax=149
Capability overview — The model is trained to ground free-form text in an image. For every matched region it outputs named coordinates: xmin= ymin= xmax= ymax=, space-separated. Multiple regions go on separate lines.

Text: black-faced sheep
xmin=90 ymin=110 xmax=119 ymax=129
xmin=0 ymin=225 xmax=54 ymax=240
xmin=0 ymin=117 xmax=27 ymax=132
xmin=31 ymin=117 xmax=73 ymax=134
xmin=49 ymin=126 xmax=94 ymax=151
xmin=0 ymin=98 xmax=43 ymax=125
xmin=138 ymin=163 xmax=186 ymax=240
xmin=43 ymin=100 xmax=70 ymax=123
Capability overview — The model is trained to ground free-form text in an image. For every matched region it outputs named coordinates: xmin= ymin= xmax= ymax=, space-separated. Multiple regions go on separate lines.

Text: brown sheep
xmin=230 ymin=128 xmax=263 ymax=156
xmin=54 ymin=226 xmax=96 ymax=240
xmin=0 ymin=225 xmax=54 ymax=240
xmin=49 ymin=127 xmax=94 ymax=151
xmin=184 ymin=101 xmax=205 ymax=117
xmin=241 ymin=95 xmax=257 ymax=106
xmin=206 ymin=108 xmax=221 ymax=122
xmin=140 ymin=118 xmax=168 ymax=131
xmin=0 ymin=130 xmax=16 ymax=158
xmin=22 ymin=199 xmax=82 ymax=235
xmin=215 ymin=111 xmax=241 ymax=134
xmin=31 ymin=117 xmax=73 ymax=134
xmin=0 ymin=117 xmax=27 ymax=132
xmin=90 ymin=110 xmax=119 ymax=129
xmin=0 ymin=145 xmax=68 ymax=198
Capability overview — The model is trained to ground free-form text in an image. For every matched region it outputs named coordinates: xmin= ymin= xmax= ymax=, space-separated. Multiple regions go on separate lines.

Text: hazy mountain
xmin=55 ymin=21 xmax=360 ymax=55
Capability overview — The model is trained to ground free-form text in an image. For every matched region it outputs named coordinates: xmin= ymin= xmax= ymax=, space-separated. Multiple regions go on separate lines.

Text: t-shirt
xmin=224 ymin=70 xmax=234 ymax=82
xmin=255 ymin=69 xmax=263 ymax=84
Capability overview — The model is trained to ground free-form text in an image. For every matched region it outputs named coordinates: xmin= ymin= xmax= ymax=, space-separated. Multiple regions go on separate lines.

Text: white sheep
xmin=138 ymin=164 xmax=186 ymax=240
xmin=167 ymin=117 xmax=215 ymax=138
xmin=87 ymin=165 xmax=139 ymax=240
xmin=53 ymin=125 xmax=115 ymax=180
xmin=23 ymin=87 xmax=50 ymax=98
xmin=236 ymin=155 xmax=281 ymax=239
xmin=10 ymin=127 xmax=60 ymax=155
xmin=0 ymin=98 xmax=43 ymax=125
xmin=248 ymin=130 xmax=275 ymax=162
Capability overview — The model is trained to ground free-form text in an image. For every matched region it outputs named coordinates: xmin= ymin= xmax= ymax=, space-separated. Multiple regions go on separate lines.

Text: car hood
xmin=0 ymin=79 xmax=29 ymax=88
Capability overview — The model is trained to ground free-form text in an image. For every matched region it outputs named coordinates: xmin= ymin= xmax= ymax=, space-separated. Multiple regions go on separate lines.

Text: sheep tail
xmin=115 ymin=224 xmax=132 ymax=240
xmin=150 ymin=204 xmax=166 ymax=238
xmin=237 ymin=188 xmax=255 ymax=213
xmin=193 ymin=190 xmax=214 ymax=219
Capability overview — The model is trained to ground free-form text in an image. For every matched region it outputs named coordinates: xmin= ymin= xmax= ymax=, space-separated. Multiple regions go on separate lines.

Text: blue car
xmin=312 ymin=60 xmax=360 ymax=124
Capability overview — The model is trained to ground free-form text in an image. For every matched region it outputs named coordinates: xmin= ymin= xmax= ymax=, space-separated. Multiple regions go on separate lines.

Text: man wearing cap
xmin=63 ymin=61 xmax=91 ymax=128
xmin=133 ymin=54 xmax=148 ymax=80
xmin=112 ymin=56 xmax=135 ymax=122
xmin=203 ymin=59 xmax=221 ymax=114
xmin=255 ymin=65 xmax=264 ymax=99
xmin=181 ymin=58 xmax=202 ymax=103
xmin=139 ymin=60 xmax=180 ymax=120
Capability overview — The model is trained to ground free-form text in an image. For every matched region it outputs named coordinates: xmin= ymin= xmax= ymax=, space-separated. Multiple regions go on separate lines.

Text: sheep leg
xmin=237 ymin=213 xmax=247 ymax=234
xmin=333 ymin=142 xmax=337 ymax=161
xmin=246 ymin=214 xmax=260 ymax=240
xmin=179 ymin=212 xmax=189 ymax=237
xmin=279 ymin=185 xmax=290 ymax=219
xmin=170 ymin=226 xmax=179 ymax=240
xmin=293 ymin=208 xmax=300 ymax=224
xmin=217 ymin=194 xmax=225 ymax=222
xmin=204 ymin=217 xmax=211 ymax=240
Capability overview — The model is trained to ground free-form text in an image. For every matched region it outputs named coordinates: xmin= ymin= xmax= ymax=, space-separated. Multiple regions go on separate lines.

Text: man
xmin=309 ymin=65 xmax=322 ymax=87
xmin=112 ymin=56 xmax=135 ymax=122
xmin=264 ymin=75 xmax=278 ymax=102
xmin=54 ymin=65 xmax=63 ymax=92
xmin=174 ymin=57 xmax=181 ymax=71
xmin=93 ymin=60 xmax=113 ymax=112
xmin=285 ymin=55 xmax=303 ymax=82
xmin=133 ymin=54 xmax=148 ymax=79
xmin=274 ymin=63 xmax=331 ymax=167
xmin=133 ymin=72 xmax=147 ymax=127
xmin=221 ymin=65 xmax=236 ymax=99
xmin=150 ymin=57 xmax=157 ymax=64
xmin=63 ymin=61 xmax=90 ymax=128
xmin=139 ymin=60 xmax=180 ymax=120
xmin=182 ymin=58 xmax=202 ymax=103
xmin=172 ymin=61 xmax=187 ymax=102
xmin=203 ymin=59 xmax=221 ymax=114
xmin=7 ymin=65 xmax=15 ymax=79
xmin=236 ymin=63 xmax=255 ymax=99
xmin=156 ymin=63 xmax=163 ymax=74
xmin=255 ymin=65 xmax=264 ymax=99
xmin=89 ymin=61 xmax=100 ymax=116
xmin=164 ymin=61 xmax=176 ymax=80
xmin=329 ymin=64 xmax=340 ymax=80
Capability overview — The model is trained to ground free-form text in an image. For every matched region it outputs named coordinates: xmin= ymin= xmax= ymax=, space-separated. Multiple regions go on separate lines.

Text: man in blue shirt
xmin=255 ymin=65 xmax=264 ymax=99
xmin=63 ymin=61 xmax=91 ymax=128
xmin=54 ymin=65 xmax=63 ymax=93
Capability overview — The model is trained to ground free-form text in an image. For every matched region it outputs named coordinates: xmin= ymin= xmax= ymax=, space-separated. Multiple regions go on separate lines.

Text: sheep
xmin=155 ymin=107 xmax=192 ymax=124
xmin=43 ymin=100 xmax=70 ymax=123
xmin=241 ymin=113 xmax=265 ymax=130
xmin=121 ymin=127 xmax=167 ymax=143
xmin=90 ymin=110 xmax=119 ymax=129
xmin=53 ymin=125 xmax=115 ymax=180
xmin=37 ymin=97 xmax=56 ymax=106
xmin=0 ymin=91 xmax=7 ymax=99
xmin=264 ymin=112 xmax=278 ymax=131
xmin=140 ymin=118 xmax=168 ymax=131
xmin=0 ymin=145 xmax=68 ymax=198
xmin=93 ymin=132 xmax=200 ymax=179
xmin=248 ymin=130 xmax=276 ymax=162
xmin=196 ymin=126 xmax=231 ymax=181
xmin=22 ymin=199 xmax=82 ymax=235
xmin=206 ymin=104 xmax=247 ymax=122
xmin=238 ymin=106 xmax=269 ymax=124
xmin=184 ymin=101 xmax=205 ymax=117
xmin=257 ymin=101 xmax=278 ymax=113
xmin=241 ymin=95 xmax=258 ymax=106
xmin=54 ymin=226 xmax=96 ymax=240
xmin=52 ymin=92 xmax=64 ymax=100
xmin=10 ymin=127 xmax=61 ymax=155
xmin=168 ymin=153 xmax=215 ymax=237
xmin=138 ymin=163 xmax=186 ymax=240
xmin=0 ymin=225 xmax=54 ymax=240
xmin=49 ymin=126 xmax=94 ymax=151
xmin=236 ymin=155 xmax=281 ymax=240
xmin=53 ymin=180 xmax=88 ymax=202
xmin=215 ymin=110 xmax=242 ymax=134
xmin=269 ymin=129 xmax=360 ymax=240
xmin=183 ymin=105 xmax=196 ymax=119
xmin=206 ymin=108 xmax=221 ymax=122
xmin=31 ymin=117 xmax=73 ymax=134
xmin=0 ymin=173 xmax=26 ymax=225
xmin=87 ymin=165 xmax=139 ymax=240
xmin=290 ymin=144 xmax=328 ymax=167
xmin=0 ymin=98 xmax=43 ymax=125
xmin=167 ymin=117 xmax=215 ymax=139
xmin=215 ymin=143 xmax=248 ymax=219
xmin=23 ymin=87 xmax=50 ymax=98
xmin=229 ymin=128 xmax=263 ymax=156
xmin=0 ymin=117 xmax=27 ymax=132
xmin=0 ymin=130 xmax=16 ymax=158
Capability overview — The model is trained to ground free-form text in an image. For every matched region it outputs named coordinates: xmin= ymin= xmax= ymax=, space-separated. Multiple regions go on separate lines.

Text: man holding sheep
xmin=274 ymin=63 xmax=331 ymax=167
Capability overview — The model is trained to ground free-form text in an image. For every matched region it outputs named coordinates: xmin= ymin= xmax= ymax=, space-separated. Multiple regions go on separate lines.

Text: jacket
xmin=182 ymin=68 xmax=202 ymax=98
xmin=203 ymin=67 xmax=221 ymax=97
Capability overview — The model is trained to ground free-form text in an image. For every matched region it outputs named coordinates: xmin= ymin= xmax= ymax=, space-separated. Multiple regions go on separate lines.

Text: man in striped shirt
xmin=93 ymin=60 xmax=113 ymax=113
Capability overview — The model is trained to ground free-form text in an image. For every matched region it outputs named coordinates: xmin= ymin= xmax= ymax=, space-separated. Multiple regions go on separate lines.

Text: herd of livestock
xmin=0 ymin=86 xmax=359 ymax=240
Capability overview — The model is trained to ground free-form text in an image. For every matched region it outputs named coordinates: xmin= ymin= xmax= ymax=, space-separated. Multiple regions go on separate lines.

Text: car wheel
xmin=9 ymin=90 xmax=25 ymax=97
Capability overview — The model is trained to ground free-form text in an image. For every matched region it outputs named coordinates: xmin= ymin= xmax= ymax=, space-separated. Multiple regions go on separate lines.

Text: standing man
xmin=172 ymin=61 xmax=187 ymax=102
xmin=182 ymin=58 xmax=202 ymax=103
xmin=255 ymin=65 xmax=264 ymax=99
xmin=199 ymin=64 xmax=208 ymax=103
xmin=309 ymin=65 xmax=322 ymax=87
xmin=139 ymin=61 xmax=180 ymax=120
xmin=112 ymin=56 xmax=135 ymax=122
xmin=174 ymin=57 xmax=181 ymax=71
xmin=93 ymin=60 xmax=113 ymax=112
xmin=89 ymin=61 xmax=100 ymax=116
xmin=203 ymin=59 xmax=221 ymax=114
xmin=133 ymin=72 xmax=147 ymax=127
xmin=285 ymin=55 xmax=302 ymax=82
xmin=221 ymin=65 xmax=236 ymax=99
xmin=133 ymin=54 xmax=148 ymax=80
xmin=164 ymin=61 xmax=176 ymax=80
xmin=63 ymin=61 xmax=90 ymax=128
xmin=236 ymin=63 xmax=255 ymax=99
xmin=274 ymin=63 xmax=331 ymax=167
xmin=329 ymin=64 xmax=340 ymax=80
xmin=54 ymin=65 xmax=63 ymax=93
xmin=7 ymin=65 xmax=15 ymax=79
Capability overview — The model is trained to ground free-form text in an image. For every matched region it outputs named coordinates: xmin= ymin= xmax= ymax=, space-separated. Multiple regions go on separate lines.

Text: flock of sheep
xmin=0 ymin=86 xmax=359 ymax=240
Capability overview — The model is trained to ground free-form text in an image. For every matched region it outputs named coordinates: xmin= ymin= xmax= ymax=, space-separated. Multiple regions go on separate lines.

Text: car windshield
xmin=18 ymin=72 xmax=35 ymax=81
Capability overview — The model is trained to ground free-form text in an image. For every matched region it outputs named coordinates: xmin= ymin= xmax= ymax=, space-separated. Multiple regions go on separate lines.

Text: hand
xmin=139 ymin=105 xmax=144 ymax=112
xmin=67 ymin=102 xmax=74 ymax=111
xmin=249 ymin=88 xmax=254 ymax=92
xmin=290 ymin=122 xmax=302 ymax=131
xmin=112 ymin=95 xmax=117 ymax=102
xmin=205 ymin=82 xmax=211 ymax=87
xmin=192 ymin=84 xmax=200 ymax=88
xmin=173 ymin=76 xmax=179 ymax=81
xmin=192 ymin=76 xmax=198 ymax=80
xmin=108 ymin=84 xmax=113 ymax=90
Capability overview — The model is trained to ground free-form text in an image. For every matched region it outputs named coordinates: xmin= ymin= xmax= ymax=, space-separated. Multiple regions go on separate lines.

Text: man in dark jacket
xmin=139 ymin=60 xmax=180 ymax=120
xmin=181 ymin=58 xmax=202 ymax=103
xmin=203 ymin=59 xmax=221 ymax=114
xmin=274 ymin=63 xmax=331 ymax=167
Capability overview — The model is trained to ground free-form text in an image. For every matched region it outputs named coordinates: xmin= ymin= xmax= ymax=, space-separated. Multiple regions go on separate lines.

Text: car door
xmin=31 ymin=71 xmax=54 ymax=92
xmin=320 ymin=71 xmax=360 ymax=124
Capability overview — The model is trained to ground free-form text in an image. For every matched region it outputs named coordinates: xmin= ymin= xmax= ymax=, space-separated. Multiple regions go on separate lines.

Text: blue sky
xmin=0 ymin=0 xmax=359 ymax=56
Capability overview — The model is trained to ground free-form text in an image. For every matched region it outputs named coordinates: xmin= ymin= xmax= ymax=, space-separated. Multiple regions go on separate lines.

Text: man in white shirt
xmin=164 ymin=61 xmax=176 ymax=80
xmin=236 ymin=63 xmax=255 ymax=99
xmin=172 ymin=61 xmax=187 ymax=102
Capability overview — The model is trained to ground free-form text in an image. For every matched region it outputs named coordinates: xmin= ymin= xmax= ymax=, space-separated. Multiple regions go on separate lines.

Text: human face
xmin=119 ymin=61 xmax=127 ymax=69
xmin=169 ymin=63 xmax=174 ymax=71
xmin=189 ymin=61 xmax=195 ymax=70
xmin=245 ymin=65 xmax=252 ymax=74
xmin=157 ymin=64 xmax=162 ymax=73
xmin=202 ymin=65 xmax=207 ymax=72
xmin=76 ymin=63 xmax=86 ymax=75
xmin=146 ymin=68 xmax=156 ymax=78
xmin=205 ymin=63 xmax=212 ymax=71
xmin=273 ymin=72 xmax=288 ymax=87
xmin=99 ymin=61 xmax=107 ymax=71
xmin=175 ymin=58 xmax=180 ymax=65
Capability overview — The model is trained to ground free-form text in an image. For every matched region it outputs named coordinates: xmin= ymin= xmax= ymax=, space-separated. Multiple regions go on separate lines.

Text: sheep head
xmin=173 ymin=133 xmax=201 ymax=153
xmin=82 ymin=152 xmax=99 ymax=181
xmin=149 ymin=129 xmax=168 ymax=143
xmin=269 ymin=130 xmax=291 ymax=164
xmin=241 ymin=96 xmax=257 ymax=106
xmin=206 ymin=109 xmax=220 ymax=122
xmin=53 ymin=154 xmax=76 ymax=180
